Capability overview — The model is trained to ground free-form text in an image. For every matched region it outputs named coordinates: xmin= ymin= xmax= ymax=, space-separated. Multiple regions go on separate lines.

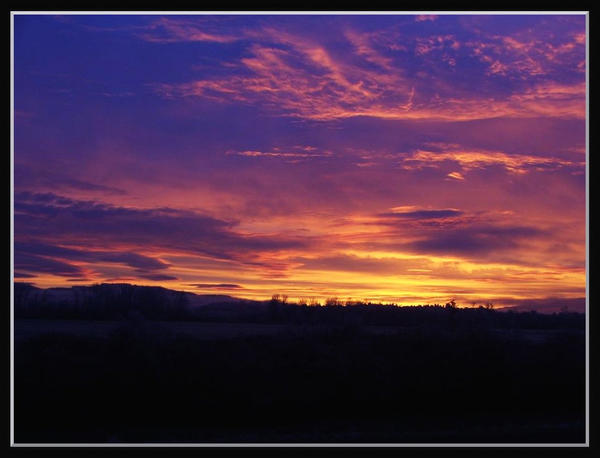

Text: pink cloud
xmin=153 ymin=24 xmax=584 ymax=122
xmin=402 ymin=145 xmax=585 ymax=175
xmin=136 ymin=17 xmax=239 ymax=43
xmin=415 ymin=15 xmax=438 ymax=22
xmin=447 ymin=171 xmax=465 ymax=181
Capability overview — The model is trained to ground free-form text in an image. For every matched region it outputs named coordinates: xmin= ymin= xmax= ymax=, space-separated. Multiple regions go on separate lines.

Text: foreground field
xmin=14 ymin=314 xmax=585 ymax=444
xmin=14 ymin=317 xmax=584 ymax=344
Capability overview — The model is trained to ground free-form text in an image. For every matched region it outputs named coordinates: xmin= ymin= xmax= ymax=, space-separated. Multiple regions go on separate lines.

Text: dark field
xmin=14 ymin=311 xmax=585 ymax=444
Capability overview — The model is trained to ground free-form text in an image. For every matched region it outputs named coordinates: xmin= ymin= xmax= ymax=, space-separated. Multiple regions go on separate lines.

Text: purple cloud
xmin=189 ymin=283 xmax=243 ymax=289
xmin=378 ymin=209 xmax=463 ymax=219
xmin=407 ymin=225 xmax=544 ymax=256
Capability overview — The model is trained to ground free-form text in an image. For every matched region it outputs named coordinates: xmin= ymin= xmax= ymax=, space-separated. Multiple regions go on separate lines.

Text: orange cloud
xmin=402 ymin=145 xmax=585 ymax=174
xmin=447 ymin=171 xmax=465 ymax=181
xmin=229 ymin=149 xmax=333 ymax=161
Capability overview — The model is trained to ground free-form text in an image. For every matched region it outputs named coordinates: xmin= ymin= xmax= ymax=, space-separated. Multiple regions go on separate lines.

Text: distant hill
xmin=14 ymin=282 xmax=256 ymax=308
xmin=497 ymin=297 xmax=586 ymax=314
xmin=13 ymin=282 xmax=267 ymax=321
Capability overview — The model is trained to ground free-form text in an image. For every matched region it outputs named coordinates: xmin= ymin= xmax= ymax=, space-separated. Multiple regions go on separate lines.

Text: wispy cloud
xmin=152 ymin=20 xmax=584 ymax=121
xmin=189 ymin=283 xmax=243 ymax=289
xmin=228 ymin=148 xmax=333 ymax=161
xmin=135 ymin=17 xmax=240 ymax=43
xmin=378 ymin=208 xmax=463 ymax=219
xmin=401 ymin=144 xmax=585 ymax=175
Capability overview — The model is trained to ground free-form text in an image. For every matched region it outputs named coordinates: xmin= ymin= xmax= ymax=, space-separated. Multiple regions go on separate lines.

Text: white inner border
xmin=9 ymin=10 xmax=590 ymax=448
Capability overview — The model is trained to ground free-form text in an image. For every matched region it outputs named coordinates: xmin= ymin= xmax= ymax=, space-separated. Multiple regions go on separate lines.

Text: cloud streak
xmin=14 ymin=192 xmax=309 ymax=281
xmin=401 ymin=145 xmax=585 ymax=175
xmin=152 ymin=18 xmax=584 ymax=121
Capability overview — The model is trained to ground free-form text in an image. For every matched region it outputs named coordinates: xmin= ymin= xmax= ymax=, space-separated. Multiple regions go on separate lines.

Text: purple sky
xmin=13 ymin=13 xmax=587 ymax=311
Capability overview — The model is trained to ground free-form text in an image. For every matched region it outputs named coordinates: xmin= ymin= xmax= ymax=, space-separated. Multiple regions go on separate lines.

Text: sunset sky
xmin=13 ymin=13 xmax=587 ymax=309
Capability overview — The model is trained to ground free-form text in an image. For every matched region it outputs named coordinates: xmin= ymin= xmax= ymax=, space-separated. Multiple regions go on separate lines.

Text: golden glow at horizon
xmin=25 ymin=241 xmax=585 ymax=306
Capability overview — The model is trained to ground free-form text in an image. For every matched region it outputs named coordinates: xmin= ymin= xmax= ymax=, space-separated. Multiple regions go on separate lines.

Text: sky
xmin=13 ymin=13 xmax=587 ymax=311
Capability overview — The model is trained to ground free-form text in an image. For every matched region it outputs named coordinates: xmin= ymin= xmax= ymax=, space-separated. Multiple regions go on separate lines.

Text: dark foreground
xmin=15 ymin=314 xmax=585 ymax=444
